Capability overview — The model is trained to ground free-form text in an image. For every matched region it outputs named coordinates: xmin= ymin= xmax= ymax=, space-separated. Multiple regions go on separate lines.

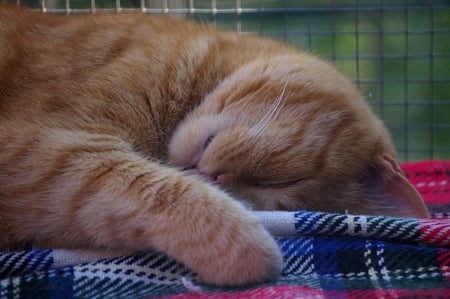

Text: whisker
xmin=249 ymin=80 xmax=290 ymax=145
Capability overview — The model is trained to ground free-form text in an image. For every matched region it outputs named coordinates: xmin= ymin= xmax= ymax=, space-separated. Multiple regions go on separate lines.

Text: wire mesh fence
xmin=3 ymin=0 xmax=450 ymax=161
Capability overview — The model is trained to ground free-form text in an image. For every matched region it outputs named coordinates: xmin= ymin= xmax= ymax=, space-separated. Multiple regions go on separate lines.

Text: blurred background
xmin=5 ymin=0 xmax=450 ymax=161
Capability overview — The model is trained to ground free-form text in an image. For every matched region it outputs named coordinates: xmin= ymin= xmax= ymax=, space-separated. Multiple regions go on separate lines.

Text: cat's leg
xmin=0 ymin=127 xmax=282 ymax=286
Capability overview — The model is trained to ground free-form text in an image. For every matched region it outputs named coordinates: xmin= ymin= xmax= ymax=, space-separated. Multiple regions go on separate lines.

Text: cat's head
xmin=169 ymin=54 xmax=429 ymax=218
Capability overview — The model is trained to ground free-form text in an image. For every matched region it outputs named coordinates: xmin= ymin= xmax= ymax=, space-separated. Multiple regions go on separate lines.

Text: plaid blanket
xmin=1 ymin=161 xmax=449 ymax=298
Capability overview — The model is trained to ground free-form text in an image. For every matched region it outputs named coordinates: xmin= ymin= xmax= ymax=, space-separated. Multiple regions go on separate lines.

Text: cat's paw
xmin=188 ymin=200 xmax=283 ymax=286
xmin=207 ymin=222 xmax=283 ymax=286
xmin=141 ymin=174 xmax=283 ymax=286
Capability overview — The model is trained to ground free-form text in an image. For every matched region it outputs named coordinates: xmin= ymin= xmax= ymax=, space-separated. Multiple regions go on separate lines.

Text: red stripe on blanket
xmin=401 ymin=160 xmax=450 ymax=204
xmin=163 ymin=285 xmax=450 ymax=299
xmin=420 ymin=219 xmax=450 ymax=246
xmin=438 ymin=249 xmax=450 ymax=284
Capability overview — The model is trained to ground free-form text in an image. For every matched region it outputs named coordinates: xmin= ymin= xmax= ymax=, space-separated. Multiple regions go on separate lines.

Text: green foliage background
xmin=16 ymin=0 xmax=450 ymax=161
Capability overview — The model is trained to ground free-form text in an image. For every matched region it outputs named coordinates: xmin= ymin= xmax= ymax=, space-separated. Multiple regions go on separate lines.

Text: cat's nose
xmin=183 ymin=166 xmax=230 ymax=185
xmin=214 ymin=173 xmax=231 ymax=185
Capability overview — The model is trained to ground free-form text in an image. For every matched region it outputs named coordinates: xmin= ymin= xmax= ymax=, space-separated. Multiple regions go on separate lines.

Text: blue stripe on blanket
xmin=1 ymin=211 xmax=449 ymax=298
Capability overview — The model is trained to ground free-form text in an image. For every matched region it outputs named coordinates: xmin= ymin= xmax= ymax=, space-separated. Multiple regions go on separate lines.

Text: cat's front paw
xmin=191 ymin=204 xmax=283 ymax=286
xmin=141 ymin=175 xmax=283 ymax=286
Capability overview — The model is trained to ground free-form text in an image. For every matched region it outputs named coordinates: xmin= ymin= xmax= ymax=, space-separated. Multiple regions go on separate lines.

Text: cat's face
xmin=169 ymin=55 xmax=429 ymax=218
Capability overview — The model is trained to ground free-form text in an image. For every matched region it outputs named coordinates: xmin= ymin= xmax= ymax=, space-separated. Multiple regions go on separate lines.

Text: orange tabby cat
xmin=0 ymin=6 xmax=429 ymax=286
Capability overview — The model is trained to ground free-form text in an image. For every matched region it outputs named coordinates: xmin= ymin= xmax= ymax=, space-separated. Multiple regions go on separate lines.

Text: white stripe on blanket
xmin=254 ymin=211 xmax=299 ymax=236
xmin=37 ymin=211 xmax=298 ymax=269
xmin=52 ymin=248 xmax=130 ymax=268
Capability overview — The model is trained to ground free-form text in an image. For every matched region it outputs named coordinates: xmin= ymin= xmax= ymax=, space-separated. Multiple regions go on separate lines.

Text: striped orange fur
xmin=0 ymin=6 xmax=428 ymax=286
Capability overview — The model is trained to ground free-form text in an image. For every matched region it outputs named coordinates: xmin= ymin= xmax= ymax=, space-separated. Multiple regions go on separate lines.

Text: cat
xmin=0 ymin=6 xmax=429 ymax=286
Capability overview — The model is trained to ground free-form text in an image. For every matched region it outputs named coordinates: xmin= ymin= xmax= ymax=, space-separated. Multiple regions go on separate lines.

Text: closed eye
xmin=254 ymin=178 xmax=304 ymax=190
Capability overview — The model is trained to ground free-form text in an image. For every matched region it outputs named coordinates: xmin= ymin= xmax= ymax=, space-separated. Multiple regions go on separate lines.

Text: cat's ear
xmin=362 ymin=153 xmax=429 ymax=218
